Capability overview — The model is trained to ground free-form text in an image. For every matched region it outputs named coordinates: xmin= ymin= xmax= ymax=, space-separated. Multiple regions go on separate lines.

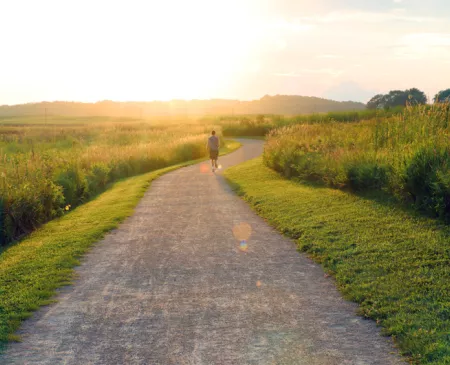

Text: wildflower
xmin=65 ymin=204 xmax=71 ymax=211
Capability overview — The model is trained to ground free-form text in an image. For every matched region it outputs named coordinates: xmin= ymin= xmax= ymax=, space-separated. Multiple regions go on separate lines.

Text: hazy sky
xmin=1 ymin=0 xmax=450 ymax=104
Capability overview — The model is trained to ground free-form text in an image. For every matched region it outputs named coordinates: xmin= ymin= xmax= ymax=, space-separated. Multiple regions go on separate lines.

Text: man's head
xmin=211 ymin=130 xmax=216 ymax=135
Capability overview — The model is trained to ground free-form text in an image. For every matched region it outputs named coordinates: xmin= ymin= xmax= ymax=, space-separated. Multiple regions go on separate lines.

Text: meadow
xmin=263 ymin=104 xmax=450 ymax=221
xmin=0 ymin=116 xmax=224 ymax=246
xmin=3 ymin=106 xmax=447 ymax=247
xmin=216 ymin=107 xmax=404 ymax=137
xmin=1 ymin=107 xmax=449 ymax=363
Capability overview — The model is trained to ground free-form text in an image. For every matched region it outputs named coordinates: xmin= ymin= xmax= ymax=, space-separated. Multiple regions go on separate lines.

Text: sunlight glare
xmin=233 ymin=222 xmax=252 ymax=241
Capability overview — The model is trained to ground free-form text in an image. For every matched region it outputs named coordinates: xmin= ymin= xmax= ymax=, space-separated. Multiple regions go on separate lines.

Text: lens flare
xmin=239 ymin=240 xmax=248 ymax=252
xmin=200 ymin=163 xmax=210 ymax=173
xmin=232 ymin=222 xmax=252 ymax=241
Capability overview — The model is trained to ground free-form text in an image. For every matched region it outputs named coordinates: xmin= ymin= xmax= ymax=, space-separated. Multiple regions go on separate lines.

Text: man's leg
xmin=213 ymin=151 xmax=219 ymax=169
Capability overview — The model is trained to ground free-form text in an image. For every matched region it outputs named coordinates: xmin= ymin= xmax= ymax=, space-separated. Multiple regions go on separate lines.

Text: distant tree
xmin=405 ymin=88 xmax=427 ymax=105
xmin=385 ymin=90 xmax=407 ymax=108
xmin=366 ymin=88 xmax=427 ymax=109
xmin=433 ymin=89 xmax=450 ymax=103
xmin=367 ymin=94 xmax=386 ymax=109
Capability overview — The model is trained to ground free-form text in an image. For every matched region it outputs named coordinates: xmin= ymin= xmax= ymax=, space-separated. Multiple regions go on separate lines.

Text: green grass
xmin=225 ymin=158 xmax=450 ymax=365
xmin=218 ymin=108 xmax=403 ymax=137
xmin=263 ymin=104 xmax=450 ymax=221
xmin=0 ymin=139 xmax=240 ymax=350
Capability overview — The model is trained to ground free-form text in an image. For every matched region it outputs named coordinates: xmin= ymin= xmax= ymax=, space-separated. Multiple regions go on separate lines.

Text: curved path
xmin=1 ymin=140 xmax=404 ymax=365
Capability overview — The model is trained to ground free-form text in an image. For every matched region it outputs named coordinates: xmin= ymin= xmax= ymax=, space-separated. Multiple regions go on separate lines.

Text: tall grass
xmin=217 ymin=108 xmax=404 ymax=137
xmin=0 ymin=118 xmax=222 ymax=246
xmin=264 ymin=104 xmax=450 ymax=221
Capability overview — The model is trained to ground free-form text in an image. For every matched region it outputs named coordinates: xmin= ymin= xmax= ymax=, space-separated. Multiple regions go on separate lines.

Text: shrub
xmin=54 ymin=165 xmax=89 ymax=206
xmin=0 ymin=199 xmax=5 ymax=246
xmin=87 ymin=163 xmax=111 ymax=194
xmin=405 ymin=147 xmax=450 ymax=220
xmin=0 ymin=179 xmax=64 ymax=244
xmin=0 ymin=119 xmax=213 ymax=246
xmin=173 ymin=141 xmax=206 ymax=162
xmin=347 ymin=162 xmax=390 ymax=191
xmin=263 ymin=104 xmax=450 ymax=222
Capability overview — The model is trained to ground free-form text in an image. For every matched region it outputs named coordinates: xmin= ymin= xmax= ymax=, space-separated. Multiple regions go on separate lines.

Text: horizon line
xmin=0 ymin=95 xmax=366 ymax=108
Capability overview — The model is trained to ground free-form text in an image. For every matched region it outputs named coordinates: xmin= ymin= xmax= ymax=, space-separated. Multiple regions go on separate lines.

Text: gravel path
xmin=1 ymin=140 xmax=404 ymax=365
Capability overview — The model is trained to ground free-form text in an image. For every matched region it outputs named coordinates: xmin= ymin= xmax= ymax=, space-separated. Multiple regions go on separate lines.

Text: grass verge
xmin=0 ymin=140 xmax=240 ymax=349
xmin=224 ymin=157 xmax=450 ymax=365
xmin=233 ymin=136 xmax=267 ymax=140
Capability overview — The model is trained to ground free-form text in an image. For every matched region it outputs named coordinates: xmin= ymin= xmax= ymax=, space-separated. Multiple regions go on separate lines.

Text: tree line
xmin=0 ymin=96 xmax=365 ymax=118
xmin=367 ymin=88 xmax=450 ymax=110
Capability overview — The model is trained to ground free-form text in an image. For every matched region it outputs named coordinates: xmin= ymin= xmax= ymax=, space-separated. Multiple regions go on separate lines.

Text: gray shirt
xmin=207 ymin=135 xmax=219 ymax=151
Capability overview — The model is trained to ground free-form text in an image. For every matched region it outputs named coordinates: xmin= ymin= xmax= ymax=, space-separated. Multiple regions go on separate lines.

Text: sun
xmin=83 ymin=0 xmax=262 ymax=101
xmin=0 ymin=0 xmax=265 ymax=102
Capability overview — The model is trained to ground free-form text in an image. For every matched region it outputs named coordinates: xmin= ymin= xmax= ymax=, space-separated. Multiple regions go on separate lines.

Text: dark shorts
xmin=209 ymin=150 xmax=219 ymax=160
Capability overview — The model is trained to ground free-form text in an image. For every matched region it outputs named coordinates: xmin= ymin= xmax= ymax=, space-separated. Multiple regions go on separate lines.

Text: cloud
xmin=298 ymin=10 xmax=437 ymax=24
xmin=393 ymin=33 xmax=450 ymax=59
xmin=403 ymin=33 xmax=450 ymax=46
xmin=392 ymin=8 xmax=406 ymax=13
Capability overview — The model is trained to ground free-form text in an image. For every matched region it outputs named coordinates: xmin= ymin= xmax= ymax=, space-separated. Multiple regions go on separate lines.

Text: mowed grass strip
xmin=224 ymin=158 xmax=450 ymax=365
xmin=0 ymin=140 xmax=240 ymax=348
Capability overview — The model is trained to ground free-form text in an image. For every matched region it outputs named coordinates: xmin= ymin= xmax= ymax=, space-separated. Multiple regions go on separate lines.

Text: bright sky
xmin=1 ymin=0 xmax=450 ymax=104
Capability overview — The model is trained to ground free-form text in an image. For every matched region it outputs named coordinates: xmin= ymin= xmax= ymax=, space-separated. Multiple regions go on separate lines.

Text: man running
xmin=207 ymin=130 xmax=220 ymax=172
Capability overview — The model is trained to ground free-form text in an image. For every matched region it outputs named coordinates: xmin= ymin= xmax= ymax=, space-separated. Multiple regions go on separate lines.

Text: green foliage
xmin=347 ymin=162 xmax=390 ymax=191
xmin=225 ymin=158 xmax=450 ymax=365
xmin=1 ymin=176 xmax=65 ymax=243
xmin=366 ymin=94 xmax=385 ymax=110
xmin=405 ymin=147 xmax=450 ymax=220
xmin=87 ymin=163 xmax=111 ymax=194
xmin=0 ymin=200 xmax=4 ymax=246
xmin=367 ymin=88 xmax=427 ymax=109
xmin=173 ymin=140 xmax=209 ymax=162
xmin=0 ymin=118 xmax=224 ymax=246
xmin=220 ymin=109 xmax=400 ymax=137
xmin=263 ymin=104 xmax=450 ymax=222
xmin=434 ymin=89 xmax=450 ymax=103
xmin=54 ymin=165 xmax=89 ymax=206
xmin=221 ymin=116 xmax=273 ymax=136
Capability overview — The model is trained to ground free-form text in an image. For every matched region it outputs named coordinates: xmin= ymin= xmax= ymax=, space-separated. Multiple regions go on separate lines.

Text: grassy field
xmin=0 ymin=116 xmax=228 ymax=246
xmin=0 ymin=139 xmax=240 ymax=349
xmin=225 ymin=157 xmax=450 ymax=365
xmin=263 ymin=104 xmax=450 ymax=222
xmin=2 ymin=108 xmax=449 ymax=363
xmin=212 ymin=107 xmax=404 ymax=137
